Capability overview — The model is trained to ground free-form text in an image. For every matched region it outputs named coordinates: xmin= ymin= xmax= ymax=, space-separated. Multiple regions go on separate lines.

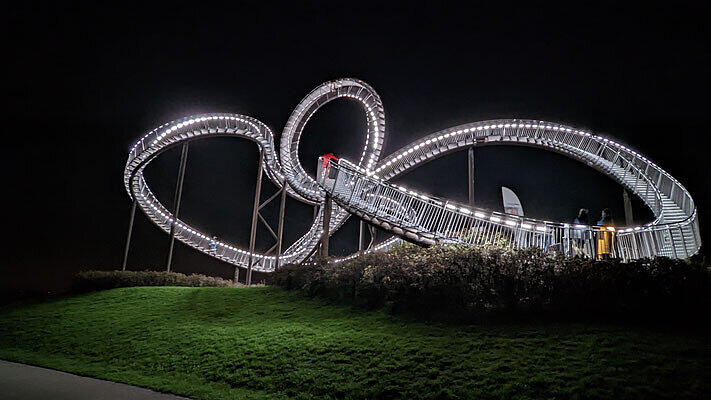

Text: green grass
xmin=0 ymin=287 xmax=708 ymax=399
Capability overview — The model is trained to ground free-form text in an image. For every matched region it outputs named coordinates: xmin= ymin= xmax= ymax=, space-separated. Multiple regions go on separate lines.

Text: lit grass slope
xmin=0 ymin=286 xmax=709 ymax=399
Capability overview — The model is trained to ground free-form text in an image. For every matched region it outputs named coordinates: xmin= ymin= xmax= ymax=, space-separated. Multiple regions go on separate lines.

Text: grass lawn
xmin=0 ymin=286 xmax=708 ymax=399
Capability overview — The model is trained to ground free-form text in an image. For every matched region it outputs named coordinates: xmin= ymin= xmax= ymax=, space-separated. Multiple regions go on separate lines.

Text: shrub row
xmin=74 ymin=270 xmax=241 ymax=292
xmin=271 ymin=244 xmax=710 ymax=321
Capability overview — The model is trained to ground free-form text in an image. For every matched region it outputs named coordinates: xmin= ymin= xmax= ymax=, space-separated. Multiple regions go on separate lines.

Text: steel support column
xmin=275 ymin=179 xmax=287 ymax=269
xmin=121 ymin=199 xmax=137 ymax=271
xmin=623 ymin=189 xmax=634 ymax=226
xmin=246 ymin=150 xmax=265 ymax=285
xmin=368 ymin=224 xmax=376 ymax=250
xmin=320 ymin=194 xmax=332 ymax=257
xmin=358 ymin=220 xmax=365 ymax=251
xmin=166 ymin=142 xmax=189 ymax=272
xmin=468 ymin=147 xmax=475 ymax=206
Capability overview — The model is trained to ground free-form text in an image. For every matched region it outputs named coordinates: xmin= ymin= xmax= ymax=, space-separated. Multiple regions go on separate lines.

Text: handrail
xmin=124 ymin=80 xmax=700 ymax=272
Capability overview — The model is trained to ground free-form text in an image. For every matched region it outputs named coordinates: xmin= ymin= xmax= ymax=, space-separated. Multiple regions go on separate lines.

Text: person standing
xmin=572 ymin=208 xmax=589 ymax=256
xmin=574 ymin=208 xmax=589 ymax=225
xmin=210 ymin=235 xmax=218 ymax=254
xmin=597 ymin=208 xmax=613 ymax=226
xmin=596 ymin=209 xmax=614 ymax=259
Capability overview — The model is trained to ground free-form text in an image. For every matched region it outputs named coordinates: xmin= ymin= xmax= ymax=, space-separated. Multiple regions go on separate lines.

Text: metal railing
xmin=366 ymin=119 xmax=699 ymax=260
xmin=320 ymin=157 xmax=699 ymax=261
xmin=124 ymin=80 xmax=700 ymax=273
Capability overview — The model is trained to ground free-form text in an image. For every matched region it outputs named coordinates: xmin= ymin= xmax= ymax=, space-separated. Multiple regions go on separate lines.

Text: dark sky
xmin=4 ymin=2 xmax=710 ymax=296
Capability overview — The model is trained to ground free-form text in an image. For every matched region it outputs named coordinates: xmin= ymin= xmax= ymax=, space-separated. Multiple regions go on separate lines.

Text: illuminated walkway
xmin=124 ymin=79 xmax=700 ymax=271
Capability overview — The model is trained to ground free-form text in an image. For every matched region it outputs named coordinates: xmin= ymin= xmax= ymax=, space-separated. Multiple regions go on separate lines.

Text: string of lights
xmin=124 ymin=79 xmax=700 ymax=271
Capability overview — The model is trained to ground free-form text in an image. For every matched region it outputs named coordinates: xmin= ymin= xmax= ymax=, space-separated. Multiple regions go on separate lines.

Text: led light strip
xmin=125 ymin=80 xmax=700 ymax=272
xmin=319 ymin=117 xmax=699 ymax=260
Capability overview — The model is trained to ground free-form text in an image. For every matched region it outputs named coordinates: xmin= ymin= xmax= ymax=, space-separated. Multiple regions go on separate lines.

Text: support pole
xmin=121 ymin=199 xmax=137 ymax=271
xmin=468 ymin=147 xmax=475 ymax=206
xmin=320 ymin=195 xmax=332 ymax=257
xmin=275 ymin=179 xmax=287 ymax=269
xmin=358 ymin=220 xmax=365 ymax=251
xmin=623 ymin=189 xmax=634 ymax=226
xmin=246 ymin=150 xmax=264 ymax=285
xmin=166 ymin=142 xmax=189 ymax=272
xmin=233 ymin=267 xmax=240 ymax=284
xmin=367 ymin=224 xmax=376 ymax=250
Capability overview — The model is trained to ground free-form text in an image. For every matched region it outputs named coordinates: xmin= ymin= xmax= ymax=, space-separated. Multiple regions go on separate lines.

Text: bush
xmin=271 ymin=244 xmax=710 ymax=322
xmin=74 ymin=270 xmax=242 ymax=292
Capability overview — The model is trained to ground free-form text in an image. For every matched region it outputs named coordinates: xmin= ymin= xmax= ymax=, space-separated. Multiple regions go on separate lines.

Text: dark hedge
xmin=74 ymin=270 xmax=242 ymax=292
xmin=271 ymin=244 xmax=710 ymax=322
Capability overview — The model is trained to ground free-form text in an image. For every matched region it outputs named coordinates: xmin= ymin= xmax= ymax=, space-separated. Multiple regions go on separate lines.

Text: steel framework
xmin=123 ymin=79 xmax=700 ymax=272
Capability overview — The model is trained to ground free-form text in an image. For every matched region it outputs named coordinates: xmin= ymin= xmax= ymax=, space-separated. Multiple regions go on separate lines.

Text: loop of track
xmin=124 ymin=80 xmax=700 ymax=271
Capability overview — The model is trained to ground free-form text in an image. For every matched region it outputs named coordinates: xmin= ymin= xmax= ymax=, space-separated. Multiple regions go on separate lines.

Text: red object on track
xmin=321 ymin=153 xmax=339 ymax=168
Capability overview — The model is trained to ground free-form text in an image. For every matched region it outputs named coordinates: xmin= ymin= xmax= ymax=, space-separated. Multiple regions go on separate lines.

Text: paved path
xmin=0 ymin=360 xmax=191 ymax=400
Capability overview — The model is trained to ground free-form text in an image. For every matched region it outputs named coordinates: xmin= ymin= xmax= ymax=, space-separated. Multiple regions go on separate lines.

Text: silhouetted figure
xmin=574 ymin=208 xmax=589 ymax=225
xmin=210 ymin=235 xmax=219 ymax=254
xmin=597 ymin=208 xmax=613 ymax=226
xmin=572 ymin=208 xmax=589 ymax=256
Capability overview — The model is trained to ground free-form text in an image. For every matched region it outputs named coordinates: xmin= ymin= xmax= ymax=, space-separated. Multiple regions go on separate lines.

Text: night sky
xmin=4 ymin=2 xmax=709 ymax=297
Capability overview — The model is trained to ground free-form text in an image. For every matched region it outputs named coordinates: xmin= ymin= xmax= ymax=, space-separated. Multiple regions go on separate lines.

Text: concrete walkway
xmin=0 ymin=360 xmax=191 ymax=400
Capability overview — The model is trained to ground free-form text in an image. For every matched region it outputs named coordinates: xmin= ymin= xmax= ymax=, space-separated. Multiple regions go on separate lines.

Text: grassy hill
xmin=0 ymin=286 xmax=708 ymax=399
